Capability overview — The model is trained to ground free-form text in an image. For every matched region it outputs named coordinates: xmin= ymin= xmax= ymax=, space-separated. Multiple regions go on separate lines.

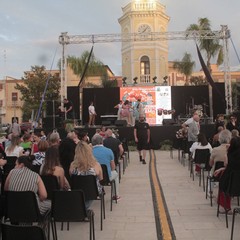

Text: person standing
xmin=182 ymin=112 xmax=200 ymax=153
xmin=9 ymin=118 xmax=21 ymax=136
xmin=114 ymin=100 xmax=123 ymax=120
xmin=135 ymin=98 xmax=145 ymax=123
xmin=88 ymin=101 xmax=97 ymax=127
xmin=63 ymin=98 xmax=75 ymax=120
xmin=134 ymin=115 xmax=150 ymax=165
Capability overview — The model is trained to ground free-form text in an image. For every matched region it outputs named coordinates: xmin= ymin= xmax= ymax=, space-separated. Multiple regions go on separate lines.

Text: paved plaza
xmin=56 ymin=150 xmax=240 ymax=240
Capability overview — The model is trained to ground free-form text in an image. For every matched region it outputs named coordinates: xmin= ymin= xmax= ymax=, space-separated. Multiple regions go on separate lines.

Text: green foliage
xmin=186 ymin=18 xmax=223 ymax=68
xmin=67 ymin=51 xmax=107 ymax=86
xmin=159 ymin=139 xmax=173 ymax=151
xmin=190 ymin=76 xmax=207 ymax=86
xmin=102 ymin=78 xmax=118 ymax=88
xmin=173 ymin=52 xmax=195 ymax=85
xmin=15 ymin=65 xmax=60 ymax=121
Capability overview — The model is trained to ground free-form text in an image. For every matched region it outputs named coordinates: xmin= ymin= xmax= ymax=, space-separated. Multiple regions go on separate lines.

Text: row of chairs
xmin=0 ymin=142 xmax=131 ymax=240
xmin=177 ymin=147 xmax=240 ymax=239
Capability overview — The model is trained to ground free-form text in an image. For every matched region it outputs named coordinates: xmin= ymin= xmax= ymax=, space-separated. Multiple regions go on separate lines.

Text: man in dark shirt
xmin=103 ymin=129 xmax=124 ymax=166
xmin=63 ymin=98 xmax=75 ymax=119
xmin=134 ymin=115 xmax=150 ymax=164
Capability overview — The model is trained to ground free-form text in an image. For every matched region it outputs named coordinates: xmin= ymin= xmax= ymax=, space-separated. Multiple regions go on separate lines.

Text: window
xmin=0 ymin=84 xmax=3 ymax=90
xmin=0 ymin=100 xmax=3 ymax=107
xmin=140 ymin=56 xmax=150 ymax=75
xmin=12 ymin=92 xmax=18 ymax=101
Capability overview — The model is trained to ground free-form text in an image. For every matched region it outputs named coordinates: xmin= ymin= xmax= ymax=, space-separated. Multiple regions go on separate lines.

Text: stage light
xmin=122 ymin=77 xmax=127 ymax=86
xmin=152 ymin=76 xmax=157 ymax=84
xmin=163 ymin=76 xmax=168 ymax=85
xmin=133 ymin=77 xmax=138 ymax=84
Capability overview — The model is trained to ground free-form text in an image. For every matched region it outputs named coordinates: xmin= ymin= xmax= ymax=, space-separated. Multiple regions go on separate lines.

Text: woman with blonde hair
xmin=69 ymin=141 xmax=103 ymax=207
xmin=5 ymin=135 xmax=24 ymax=157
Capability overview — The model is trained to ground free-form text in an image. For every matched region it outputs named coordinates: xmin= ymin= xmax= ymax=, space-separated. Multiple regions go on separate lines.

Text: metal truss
xmin=59 ymin=25 xmax=232 ymax=114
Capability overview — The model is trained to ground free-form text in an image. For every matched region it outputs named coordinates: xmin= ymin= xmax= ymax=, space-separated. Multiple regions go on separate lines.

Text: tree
xmin=190 ymin=76 xmax=207 ymax=86
xmin=15 ymin=65 xmax=60 ymax=121
xmin=186 ymin=18 xmax=223 ymax=70
xmin=173 ymin=52 xmax=195 ymax=85
xmin=67 ymin=51 xmax=107 ymax=87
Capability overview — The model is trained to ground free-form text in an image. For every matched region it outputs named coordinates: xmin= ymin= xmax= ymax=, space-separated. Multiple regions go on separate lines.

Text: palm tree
xmin=67 ymin=51 xmax=107 ymax=87
xmin=173 ymin=52 xmax=195 ymax=85
xmin=186 ymin=18 xmax=223 ymax=70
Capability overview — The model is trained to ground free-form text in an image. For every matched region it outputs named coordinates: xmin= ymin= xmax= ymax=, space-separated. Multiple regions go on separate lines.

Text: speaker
xmin=115 ymin=120 xmax=127 ymax=127
xmin=42 ymin=117 xmax=62 ymax=129
xmin=162 ymin=119 xmax=176 ymax=125
xmin=101 ymin=120 xmax=111 ymax=126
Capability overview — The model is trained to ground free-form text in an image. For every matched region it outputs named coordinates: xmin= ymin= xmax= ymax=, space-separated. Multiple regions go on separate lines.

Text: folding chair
xmin=41 ymin=175 xmax=60 ymax=200
xmin=1 ymin=222 xmax=46 ymax=240
xmin=190 ymin=149 xmax=210 ymax=191
xmin=100 ymin=164 xmax=117 ymax=211
xmin=205 ymin=161 xmax=224 ymax=206
xmin=51 ymin=190 xmax=95 ymax=240
xmin=217 ymin=170 xmax=240 ymax=228
xmin=4 ymin=191 xmax=51 ymax=239
xmin=71 ymin=174 xmax=105 ymax=230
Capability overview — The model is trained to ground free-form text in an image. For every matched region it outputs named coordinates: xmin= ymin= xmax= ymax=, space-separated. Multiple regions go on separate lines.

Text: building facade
xmin=118 ymin=0 xmax=170 ymax=85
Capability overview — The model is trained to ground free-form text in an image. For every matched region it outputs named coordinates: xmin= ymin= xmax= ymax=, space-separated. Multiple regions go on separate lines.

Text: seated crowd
xmin=181 ymin=112 xmax=240 ymax=216
xmin=0 ymin=126 xmax=125 ymax=219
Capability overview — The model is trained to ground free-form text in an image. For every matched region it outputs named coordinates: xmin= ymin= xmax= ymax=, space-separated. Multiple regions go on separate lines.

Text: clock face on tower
xmin=138 ymin=24 xmax=151 ymax=34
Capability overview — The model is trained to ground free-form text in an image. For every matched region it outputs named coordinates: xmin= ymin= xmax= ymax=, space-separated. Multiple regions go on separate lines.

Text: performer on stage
xmin=88 ymin=101 xmax=97 ymax=127
xmin=134 ymin=99 xmax=145 ymax=122
xmin=63 ymin=98 xmax=75 ymax=120
xmin=114 ymin=100 xmax=123 ymax=120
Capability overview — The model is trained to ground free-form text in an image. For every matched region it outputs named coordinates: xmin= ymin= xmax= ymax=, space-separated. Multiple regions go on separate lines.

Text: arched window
xmin=140 ymin=56 xmax=150 ymax=75
xmin=140 ymin=56 xmax=150 ymax=83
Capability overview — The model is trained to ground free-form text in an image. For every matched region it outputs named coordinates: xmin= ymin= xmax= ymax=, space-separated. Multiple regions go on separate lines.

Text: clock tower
xmin=118 ymin=0 xmax=170 ymax=85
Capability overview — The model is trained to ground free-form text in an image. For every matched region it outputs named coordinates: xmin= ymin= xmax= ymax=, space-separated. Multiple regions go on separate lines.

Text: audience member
xmin=103 ymin=129 xmax=124 ymax=166
xmin=48 ymin=130 xmax=61 ymax=147
xmin=31 ymin=132 xmax=42 ymax=154
xmin=214 ymin=136 xmax=240 ymax=212
xmin=92 ymin=134 xmax=120 ymax=200
xmin=226 ymin=115 xmax=239 ymax=132
xmin=190 ymin=133 xmax=212 ymax=174
xmin=20 ymin=133 xmax=32 ymax=152
xmin=231 ymin=129 xmax=239 ymax=138
xmin=40 ymin=146 xmax=70 ymax=190
xmin=70 ymin=141 xmax=103 ymax=208
xmin=214 ymin=114 xmax=225 ymax=133
xmin=33 ymin=140 xmax=49 ymax=166
xmin=59 ymin=133 xmax=77 ymax=184
xmin=4 ymin=155 xmax=51 ymax=215
xmin=212 ymin=126 xmax=224 ymax=147
xmin=5 ymin=135 xmax=24 ymax=157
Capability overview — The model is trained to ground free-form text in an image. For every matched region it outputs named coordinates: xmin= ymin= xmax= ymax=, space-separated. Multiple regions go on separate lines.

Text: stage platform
xmin=74 ymin=123 xmax=215 ymax=150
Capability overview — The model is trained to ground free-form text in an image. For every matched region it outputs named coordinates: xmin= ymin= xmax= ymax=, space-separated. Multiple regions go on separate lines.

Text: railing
xmin=140 ymin=74 xmax=151 ymax=83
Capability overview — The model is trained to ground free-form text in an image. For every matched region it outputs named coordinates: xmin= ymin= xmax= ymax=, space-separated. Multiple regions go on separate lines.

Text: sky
xmin=0 ymin=0 xmax=240 ymax=79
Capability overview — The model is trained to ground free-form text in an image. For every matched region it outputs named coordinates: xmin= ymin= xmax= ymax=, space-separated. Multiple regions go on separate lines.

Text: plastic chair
xmin=190 ymin=149 xmax=210 ymax=191
xmin=1 ymin=222 xmax=46 ymax=240
xmin=4 ymin=191 xmax=51 ymax=239
xmin=217 ymin=170 xmax=240 ymax=228
xmin=205 ymin=161 xmax=224 ymax=206
xmin=71 ymin=174 xmax=105 ymax=230
xmin=100 ymin=164 xmax=117 ymax=211
xmin=51 ymin=190 xmax=95 ymax=240
xmin=230 ymin=207 xmax=240 ymax=240
xmin=41 ymin=175 xmax=60 ymax=200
